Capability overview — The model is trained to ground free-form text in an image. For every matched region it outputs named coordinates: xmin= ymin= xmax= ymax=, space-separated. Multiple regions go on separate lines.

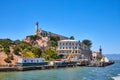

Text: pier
xmin=0 ymin=64 xmax=76 ymax=72
xmin=0 ymin=61 xmax=114 ymax=72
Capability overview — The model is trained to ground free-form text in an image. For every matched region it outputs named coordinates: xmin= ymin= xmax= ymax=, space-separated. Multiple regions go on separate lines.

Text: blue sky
xmin=0 ymin=0 xmax=120 ymax=54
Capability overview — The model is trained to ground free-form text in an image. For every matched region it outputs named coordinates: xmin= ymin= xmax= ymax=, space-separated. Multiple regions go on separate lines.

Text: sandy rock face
xmin=0 ymin=52 xmax=8 ymax=65
xmin=0 ymin=52 xmax=22 ymax=65
xmin=23 ymin=36 xmax=48 ymax=48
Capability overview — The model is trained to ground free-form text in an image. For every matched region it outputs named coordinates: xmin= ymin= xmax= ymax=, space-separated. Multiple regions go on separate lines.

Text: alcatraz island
xmin=0 ymin=22 xmax=114 ymax=71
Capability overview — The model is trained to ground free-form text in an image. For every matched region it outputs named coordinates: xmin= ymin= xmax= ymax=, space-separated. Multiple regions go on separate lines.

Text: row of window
xmin=59 ymin=42 xmax=81 ymax=46
xmin=58 ymin=47 xmax=82 ymax=49
xmin=24 ymin=60 xmax=44 ymax=63
xmin=58 ymin=51 xmax=80 ymax=53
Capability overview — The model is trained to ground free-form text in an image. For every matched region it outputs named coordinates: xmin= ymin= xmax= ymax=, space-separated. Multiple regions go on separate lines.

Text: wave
xmin=112 ymin=74 xmax=120 ymax=80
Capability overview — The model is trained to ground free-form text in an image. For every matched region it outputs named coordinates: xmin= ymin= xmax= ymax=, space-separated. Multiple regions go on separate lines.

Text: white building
xmin=18 ymin=58 xmax=45 ymax=63
xmin=57 ymin=39 xmax=91 ymax=59
xmin=57 ymin=40 xmax=82 ymax=55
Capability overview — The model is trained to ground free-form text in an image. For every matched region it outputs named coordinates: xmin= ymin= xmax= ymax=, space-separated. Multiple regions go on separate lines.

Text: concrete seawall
xmin=0 ymin=64 xmax=77 ymax=72
xmin=0 ymin=61 xmax=114 ymax=72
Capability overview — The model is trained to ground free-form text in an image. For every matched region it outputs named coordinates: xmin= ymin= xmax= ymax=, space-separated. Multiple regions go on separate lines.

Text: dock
xmin=0 ymin=64 xmax=77 ymax=72
xmin=0 ymin=61 xmax=114 ymax=72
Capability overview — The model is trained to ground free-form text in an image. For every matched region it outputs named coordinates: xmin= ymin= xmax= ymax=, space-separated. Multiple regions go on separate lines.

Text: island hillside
xmin=0 ymin=34 xmax=93 ymax=65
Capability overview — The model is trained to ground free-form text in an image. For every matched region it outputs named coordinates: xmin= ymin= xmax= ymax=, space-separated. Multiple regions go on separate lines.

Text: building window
xmin=69 ymin=43 xmax=71 ymax=45
xmin=72 ymin=43 xmax=74 ymax=45
xmin=60 ymin=47 xmax=61 ymax=49
xmin=59 ymin=43 xmax=61 ymax=45
xmin=75 ymin=43 xmax=77 ymax=45
xmin=37 ymin=60 xmax=39 ymax=62
xmin=31 ymin=60 xmax=33 ymax=62
xmin=66 ymin=43 xmax=68 ymax=45
xmin=69 ymin=47 xmax=71 ymax=49
xmin=24 ymin=60 xmax=26 ymax=62
xmin=63 ymin=47 xmax=64 ymax=49
xmin=63 ymin=43 xmax=64 ymax=45
xmin=76 ymin=51 xmax=77 ymax=53
xmin=66 ymin=47 xmax=68 ymax=49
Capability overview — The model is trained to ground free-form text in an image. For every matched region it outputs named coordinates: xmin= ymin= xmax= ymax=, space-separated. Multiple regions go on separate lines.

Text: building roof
xmin=58 ymin=39 xmax=78 ymax=42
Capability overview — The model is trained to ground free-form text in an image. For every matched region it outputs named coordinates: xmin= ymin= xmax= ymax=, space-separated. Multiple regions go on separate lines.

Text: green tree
xmin=49 ymin=36 xmax=60 ymax=47
xmin=4 ymin=57 xmax=11 ymax=63
xmin=14 ymin=40 xmax=21 ymax=44
xmin=18 ymin=41 xmax=32 ymax=50
xmin=50 ymin=36 xmax=60 ymax=41
xmin=4 ymin=47 xmax=10 ymax=55
xmin=9 ymin=54 xmax=14 ymax=60
xmin=82 ymin=39 xmax=92 ymax=48
xmin=32 ymin=47 xmax=42 ymax=58
xmin=0 ymin=39 xmax=12 ymax=47
xmin=70 ymin=36 xmax=75 ymax=40
xmin=13 ymin=46 xmax=20 ymax=55
xmin=42 ymin=47 xmax=59 ymax=60
xmin=22 ymin=49 xmax=35 ymax=58
xmin=49 ymin=41 xmax=57 ymax=47
xmin=0 ymin=39 xmax=12 ymax=54
xmin=0 ymin=45 xmax=3 ymax=52
xmin=13 ymin=41 xmax=34 ymax=57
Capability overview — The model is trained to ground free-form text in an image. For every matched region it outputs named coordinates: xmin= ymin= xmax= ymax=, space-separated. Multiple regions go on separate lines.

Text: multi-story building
xmin=57 ymin=39 xmax=91 ymax=60
xmin=35 ymin=22 xmax=69 ymax=40
xmin=57 ymin=40 xmax=82 ymax=55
